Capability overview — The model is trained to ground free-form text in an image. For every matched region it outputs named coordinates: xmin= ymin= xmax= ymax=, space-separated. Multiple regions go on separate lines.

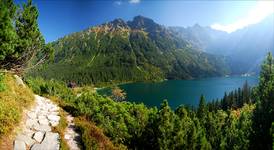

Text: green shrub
xmin=25 ymin=77 xmax=74 ymax=101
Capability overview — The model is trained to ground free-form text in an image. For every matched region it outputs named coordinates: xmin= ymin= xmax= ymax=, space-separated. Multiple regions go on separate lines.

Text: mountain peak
xmin=128 ymin=15 xmax=158 ymax=30
xmin=133 ymin=15 xmax=154 ymax=23
xmin=193 ymin=23 xmax=202 ymax=28
xmin=109 ymin=18 xmax=127 ymax=27
xmin=104 ymin=18 xmax=128 ymax=29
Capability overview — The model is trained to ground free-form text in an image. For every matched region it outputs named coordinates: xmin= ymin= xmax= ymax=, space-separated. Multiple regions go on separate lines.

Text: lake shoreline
xmin=97 ymin=76 xmax=259 ymax=109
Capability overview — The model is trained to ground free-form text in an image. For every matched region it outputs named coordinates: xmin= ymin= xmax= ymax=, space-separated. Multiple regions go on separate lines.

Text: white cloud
xmin=129 ymin=0 xmax=141 ymax=4
xmin=114 ymin=1 xmax=123 ymax=6
xmin=211 ymin=1 xmax=274 ymax=33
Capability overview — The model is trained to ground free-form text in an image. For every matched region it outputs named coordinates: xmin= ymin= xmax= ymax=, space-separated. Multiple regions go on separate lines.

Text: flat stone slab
xmin=33 ymin=131 xmax=45 ymax=143
xmin=48 ymin=115 xmax=60 ymax=122
xmin=38 ymin=115 xmax=47 ymax=120
xmin=16 ymin=134 xmax=36 ymax=146
xmin=34 ymin=124 xmax=51 ymax=132
xmin=23 ymin=129 xmax=35 ymax=137
xmin=49 ymin=107 xmax=59 ymax=112
xmin=27 ymin=112 xmax=37 ymax=119
xmin=14 ymin=140 xmax=26 ymax=150
xmin=31 ymin=132 xmax=60 ymax=150
xmin=26 ymin=119 xmax=38 ymax=128
xmin=38 ymin=118 xmax=49 ymax=125
xmin=49 ymin=112 xmax=59 ymax=116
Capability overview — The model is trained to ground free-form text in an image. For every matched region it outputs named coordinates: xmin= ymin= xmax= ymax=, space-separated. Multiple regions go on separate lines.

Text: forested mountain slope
xmin=28 ymin=16 xmax=229 ymax=85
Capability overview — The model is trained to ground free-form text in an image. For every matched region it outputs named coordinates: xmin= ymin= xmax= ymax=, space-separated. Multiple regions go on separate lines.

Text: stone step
xmin=33 ymin=131 xmax=45 ymax=143
xmin=31 ymin=132 xmax=60 ymax=150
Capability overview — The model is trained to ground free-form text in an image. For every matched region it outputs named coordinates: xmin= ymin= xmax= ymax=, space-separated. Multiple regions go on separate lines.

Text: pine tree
xmin=251 ymin=52 xmax=274 ymax=149
xmin=0 ymin=0 xmax=52 ymax=73
xmin=197 ymin=95 xmax=207 ymax=122
xmin=237 ymin=87 xmax=243 ymax=107
xmin=0 ymin=0 xmax=17 ymax=62
xmin=157 ymin=100 xmax=175 ymax=150
xmin=222 ymin=92 xmax=229 ymax=110
xmin=13 ymin=0 xmax=46 ymax=71
xmin=242 ymin=80 xmax=250 ymax=104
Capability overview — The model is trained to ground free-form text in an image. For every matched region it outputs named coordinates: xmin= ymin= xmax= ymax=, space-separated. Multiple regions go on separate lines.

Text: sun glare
xmin=211 ymin=1 xmax=274 ymax=33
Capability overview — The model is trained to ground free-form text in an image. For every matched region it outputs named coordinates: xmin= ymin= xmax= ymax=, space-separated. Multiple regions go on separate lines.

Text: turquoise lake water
xmin=98 ymin=76 xmax=259 ymax=109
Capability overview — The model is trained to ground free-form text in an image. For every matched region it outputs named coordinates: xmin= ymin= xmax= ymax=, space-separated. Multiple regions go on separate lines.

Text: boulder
xmin=13 ymin=75 xmax=26 ymax=88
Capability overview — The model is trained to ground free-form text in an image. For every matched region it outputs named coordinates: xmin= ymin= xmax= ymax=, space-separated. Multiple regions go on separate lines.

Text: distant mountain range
xmin=29 ymin=15 xmax=273 ymax=85
xmin=170 ymin=14 xmax=274 ymax=74
xmin=29 ymin=16 xmax=231 ymax=85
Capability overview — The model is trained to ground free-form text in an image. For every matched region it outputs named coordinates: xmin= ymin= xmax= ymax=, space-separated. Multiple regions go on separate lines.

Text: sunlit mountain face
xmin=29 ymin=16 xmax=230 ymax=85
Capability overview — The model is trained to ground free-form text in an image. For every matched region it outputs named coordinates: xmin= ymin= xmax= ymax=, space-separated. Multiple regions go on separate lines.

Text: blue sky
xmin=15 ymin=0 xmax=274 ymax=43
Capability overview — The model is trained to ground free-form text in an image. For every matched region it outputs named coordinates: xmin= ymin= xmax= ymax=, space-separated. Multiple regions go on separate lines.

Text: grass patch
xmin=0 ymin=73 xmax=6 ymax=92
xmin=0 ymin=73 xmax=34 ymax=141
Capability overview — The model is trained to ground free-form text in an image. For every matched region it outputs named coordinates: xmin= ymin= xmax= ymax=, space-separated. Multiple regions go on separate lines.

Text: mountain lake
xmin=97 ymin=76 xmax=259 ymax=109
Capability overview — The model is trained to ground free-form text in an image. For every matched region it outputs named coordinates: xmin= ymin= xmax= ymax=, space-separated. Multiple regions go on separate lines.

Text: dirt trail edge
xmin=64 ymin=114 xmax=81 ymax=150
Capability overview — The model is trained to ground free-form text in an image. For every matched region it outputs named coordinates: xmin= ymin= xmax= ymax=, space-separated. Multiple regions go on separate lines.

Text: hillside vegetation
xmin=25 ymin=53 xmax=274 ymax=150
xmin=28 ymin=16 xmax=229 ymax=86
xmin=26 ymin=73 xmax=256 ymax=149
xmin=0 ymin=73 xmax=34 ymax=140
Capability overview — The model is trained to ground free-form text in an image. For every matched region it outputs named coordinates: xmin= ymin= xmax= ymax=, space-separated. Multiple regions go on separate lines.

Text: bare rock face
xmin=13 ymin=75 xmax=26 ymax=88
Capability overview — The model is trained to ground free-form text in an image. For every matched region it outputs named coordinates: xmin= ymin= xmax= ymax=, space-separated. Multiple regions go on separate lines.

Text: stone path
xmin=13 ymin=95 xmax=61 ymax=150
xmin=64 ymin=115 xmax=81 ymax=150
